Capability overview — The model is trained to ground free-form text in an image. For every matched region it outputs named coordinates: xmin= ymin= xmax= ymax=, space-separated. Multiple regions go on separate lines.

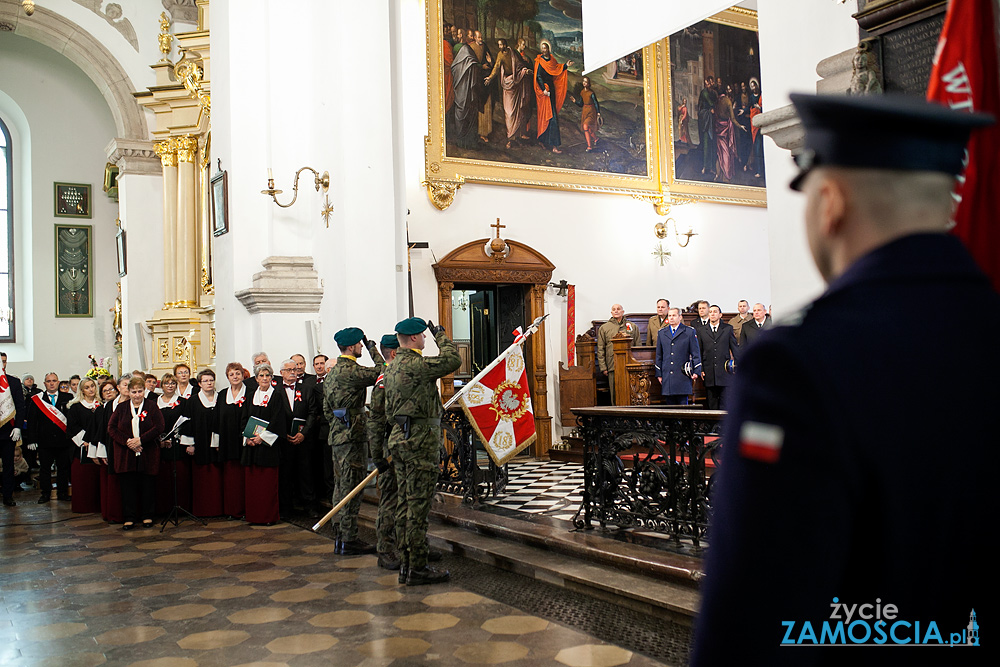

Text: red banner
xmin=567 ymin=284 xmax=576 ymax=367
xmin=0 ymin=374 xmax=15 ymax=429
xmin=927 ymin=0 xmax=1000 ymax=292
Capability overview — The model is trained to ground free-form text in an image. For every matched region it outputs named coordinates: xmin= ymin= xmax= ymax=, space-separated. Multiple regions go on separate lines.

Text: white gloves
xmin=11 ymin=427 xmax=21 ymax=442
xmin=26 ymin=442 xmax=37 ymax=451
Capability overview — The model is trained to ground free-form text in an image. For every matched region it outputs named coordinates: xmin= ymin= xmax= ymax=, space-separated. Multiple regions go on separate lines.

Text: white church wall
xmin=1 ymin=33 xmax=120 ymax=379
xmin=209 ymin=0 xmax=403 ymax=369
xmin=757 ymin=0 xmax=859 ymax=314
xmin=396 ymin=0 xmax=772 ymax=433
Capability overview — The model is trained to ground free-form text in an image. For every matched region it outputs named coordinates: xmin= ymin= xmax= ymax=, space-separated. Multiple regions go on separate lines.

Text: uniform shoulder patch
xmin=738 ymin=421 xmax=784 ymax=463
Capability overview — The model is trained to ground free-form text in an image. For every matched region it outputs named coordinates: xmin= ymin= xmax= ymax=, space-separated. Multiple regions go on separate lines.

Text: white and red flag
xmin=0 ymin=374 xmax=16 ymax=429
xmin=927 ymin=0 xmax=1000 ymax=292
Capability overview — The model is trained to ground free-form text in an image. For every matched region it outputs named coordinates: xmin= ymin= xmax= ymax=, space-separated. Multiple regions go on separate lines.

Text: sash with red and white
xmin=0 ymin=374 xmax=16 ymax=429
xmin=31 ymin=393 xmax=68 ymax=432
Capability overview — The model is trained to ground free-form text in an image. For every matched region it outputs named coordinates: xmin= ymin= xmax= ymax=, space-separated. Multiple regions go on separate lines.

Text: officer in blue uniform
xmin=692 ymin=94 xmax=996 ymax=666
xmin=655 ymin=306 xmax=702 ymax=405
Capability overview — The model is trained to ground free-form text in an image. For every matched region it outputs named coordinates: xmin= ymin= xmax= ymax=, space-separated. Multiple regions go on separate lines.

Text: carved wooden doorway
xmin=433 ymin=240 xmax=554 ymax=457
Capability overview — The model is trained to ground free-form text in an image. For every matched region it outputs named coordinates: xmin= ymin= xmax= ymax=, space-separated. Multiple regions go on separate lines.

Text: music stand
xmin=159 ymin=416 xmax=205 ymax=531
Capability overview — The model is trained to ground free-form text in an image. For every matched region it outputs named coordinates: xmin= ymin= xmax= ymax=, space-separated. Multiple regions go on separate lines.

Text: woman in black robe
xmin=242 ymin=363 xmax=285 ymax=525
xmin=66 ymin=377 xmax=102 ymax=513
xmin=154 ymin=373 xmax=192 ymax=515
xmin=217 ymin=362 xmax=248 ymax=519
xmin=182 ymin=369 xmax=222 ymax=517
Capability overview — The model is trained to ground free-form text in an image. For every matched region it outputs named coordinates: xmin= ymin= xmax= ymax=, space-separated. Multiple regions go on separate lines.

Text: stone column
xmin=154 ymin=138 xmax=178 ymax=308
xmin=175 ymin=135 xmax=199 ymax=308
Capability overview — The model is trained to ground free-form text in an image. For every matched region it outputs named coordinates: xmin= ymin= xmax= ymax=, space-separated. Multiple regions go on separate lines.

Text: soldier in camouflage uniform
xmin=324 ymin=327 xmax=384 ymax=555
xmin=385 ymin=317 xmax=461 ymax=585
xmin=366 ymin=334 xmax=400 ymax=570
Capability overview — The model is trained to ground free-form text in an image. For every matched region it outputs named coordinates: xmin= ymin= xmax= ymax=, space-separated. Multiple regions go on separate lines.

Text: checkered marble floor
xmin=484 ymin=460 xmax=586 ymax=522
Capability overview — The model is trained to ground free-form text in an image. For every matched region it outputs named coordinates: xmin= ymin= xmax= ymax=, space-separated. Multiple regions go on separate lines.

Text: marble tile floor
xmin=0 ymin=502 xmax=672 ymax=666
xmin=483 ymin=461 xmax=585 ymax=523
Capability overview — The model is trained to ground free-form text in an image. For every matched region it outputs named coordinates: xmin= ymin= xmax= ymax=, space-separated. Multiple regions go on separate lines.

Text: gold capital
xmin=154 ymin=138 xmax=177 ymax=168
xmin=176 ymin=136 xmax=198 ymax=163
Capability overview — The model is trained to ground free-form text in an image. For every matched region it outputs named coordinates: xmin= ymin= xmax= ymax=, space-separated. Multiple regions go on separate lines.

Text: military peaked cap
xmin=789 ymin=93 xmax=994 ymax=191
xmin=395 ymin=317 xmax=428 ymax=336
xmin=334 ymin=327 xmax=364 ymax=347
xmin=380 ymin=334 xmax=400 ymax=349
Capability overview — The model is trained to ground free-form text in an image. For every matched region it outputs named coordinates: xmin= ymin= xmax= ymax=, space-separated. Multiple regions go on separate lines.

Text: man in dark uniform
xmin=692 ymin=94 xmax=996 ymax=666
xmin=696 ymin=305 xmax=739 ymax=409
xmin=26 ymin=372 xmax=74 ymax=503
xmin=738 ymin=302 xmax=771 ymax=347
xmin=324 ymin=327 xmax=384 ymax=555
xmin=385 ymin=317 xmax=461 ymax=585
xmin=277 ymin=359 xmax=320 ymax=516
xmin=655 ymin=307 xmax=701 ymax=405
xmin=366 ymin=334 xmax=401 ymax=570
xmin=1 ymin=352 xmax=25 ymax=506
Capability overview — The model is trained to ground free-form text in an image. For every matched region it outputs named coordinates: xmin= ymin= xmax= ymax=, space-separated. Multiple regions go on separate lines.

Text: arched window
xmin=0 ymin=117 xmax=14 ymax=342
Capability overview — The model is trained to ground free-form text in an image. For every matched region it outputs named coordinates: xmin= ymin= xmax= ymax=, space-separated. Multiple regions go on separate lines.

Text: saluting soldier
xmin=366 ymin=334 xmax=401 ymax=571
xmin=385 ymin=317 xmax=461 ymax=586
xmin=324 ymin=327 xmax=384 ymax=555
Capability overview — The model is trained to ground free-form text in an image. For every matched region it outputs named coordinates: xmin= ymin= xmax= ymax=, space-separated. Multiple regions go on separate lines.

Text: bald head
xmin=610 ymin=304 xmax=624 ymax=321
xmin=803 ymin=167 xmax=956 ymax=283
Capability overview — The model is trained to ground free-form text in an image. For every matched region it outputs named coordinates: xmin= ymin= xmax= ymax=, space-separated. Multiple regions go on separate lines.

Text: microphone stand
xmin=159 ymin=417 xmax=205 ymax=531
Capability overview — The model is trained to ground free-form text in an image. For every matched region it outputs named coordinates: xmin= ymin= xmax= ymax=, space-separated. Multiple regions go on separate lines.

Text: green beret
xmin=334 ymin=327 xmax=364 ymax=347
xmin=380 ymin=334 xmax=400 ymax=349
xmin=395 ymin=317 xmax=428 ymax=336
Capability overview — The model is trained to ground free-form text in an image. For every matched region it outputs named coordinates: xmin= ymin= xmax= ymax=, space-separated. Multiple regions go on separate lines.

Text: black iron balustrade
xmin=439 ymin=408 xmax=508 ymax=504
xmin=571 ymin=406 xmax=724 ymax=547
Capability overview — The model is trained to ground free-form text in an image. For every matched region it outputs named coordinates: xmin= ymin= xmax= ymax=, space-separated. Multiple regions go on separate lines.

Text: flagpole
xmin=442 ymin=314 xmax=548 ymax=410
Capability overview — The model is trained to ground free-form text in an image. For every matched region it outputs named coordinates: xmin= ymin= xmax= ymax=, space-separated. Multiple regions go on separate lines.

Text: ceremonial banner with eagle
xmin=0 ymin=374 xmax=16 ymax=429
xmin=457 ymin=335 xmax=536 ymax=466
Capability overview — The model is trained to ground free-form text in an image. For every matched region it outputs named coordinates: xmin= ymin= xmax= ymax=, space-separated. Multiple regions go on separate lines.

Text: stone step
xmin=357 ymin=499 xmax=702 ymax=625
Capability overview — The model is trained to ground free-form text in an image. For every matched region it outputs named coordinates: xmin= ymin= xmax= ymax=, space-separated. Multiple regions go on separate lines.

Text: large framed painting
xmin=424 ymin=0 xmax=663 ymax=209
xmin=659 ymin=7 xmax=766 ymax=206
xmin=55 ymin=224 xmax=92 ymax=318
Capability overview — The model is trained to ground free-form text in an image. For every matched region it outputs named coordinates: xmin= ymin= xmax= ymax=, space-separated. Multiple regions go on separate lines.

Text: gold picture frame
xmin=658 ymin=7 xmax=767 ymax=207
xmin=424 ymin=0 xmax=664 ymax=210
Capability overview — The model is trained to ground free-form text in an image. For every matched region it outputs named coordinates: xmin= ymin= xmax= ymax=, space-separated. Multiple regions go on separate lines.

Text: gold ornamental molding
xmin=176 ymin=135 xmax=198 ymax=163
xmin=422 ymin=178 xmax=464 ymax=211
xmin=175 ymin=58 xmax=211 ymax=117
xmin=154 ymin=137 xmax=178 ymax=167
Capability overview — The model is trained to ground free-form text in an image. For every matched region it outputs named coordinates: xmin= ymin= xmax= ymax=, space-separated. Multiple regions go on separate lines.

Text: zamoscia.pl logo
xmin=781 ymin=599 xmax=979 ymax=647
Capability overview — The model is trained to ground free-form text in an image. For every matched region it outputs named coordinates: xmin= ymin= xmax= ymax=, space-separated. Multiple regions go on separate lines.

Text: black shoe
xmin=3 ymin=497 xmax=14 ymax=507
xmin=122 ymin=523 xmax=135 ymax=531
xmin=398 ymin=556 xmax=409 ymax=585
xmin=377 ymin=552 xmax=401 ymax=570
xmin=406 ymin=565 xmax=450 ymax=586
xmin=334 ymin=538 xmax=345 ymax=555
xmin=57 ymin=494 xmax=71 ymax=502
xmin=141 ymin=520 xmax=154 ymax=528
xmin=338 ymin=540 xmax=376 ymax=556
xmin=427 ymin=548 xmax=444 ymax=562
xmin=37 ymin=495 xmax=50 ymax=504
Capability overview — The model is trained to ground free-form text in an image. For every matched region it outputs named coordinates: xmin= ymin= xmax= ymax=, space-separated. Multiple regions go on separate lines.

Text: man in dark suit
xmin=738 ymin=302 xmax=771 ymax=347
xmin=655 ymin=308 xmax=702 ymax=405
xmin=696 ymin=305 xmax=739 ymax=409
xmin=692 ymin=94 xmax=996 ymax=666
xmin=25 ymin=372 xmax=74 ymax=503
xmin=691 ymin=300 xmax=711 ymax=330
xmin=311 ymin=354 xmax=334 ymax=503
xmin=1 ymin=352 xmax=26 ymax=506
xmin=277 ymin=358 xmax=319 ymax=515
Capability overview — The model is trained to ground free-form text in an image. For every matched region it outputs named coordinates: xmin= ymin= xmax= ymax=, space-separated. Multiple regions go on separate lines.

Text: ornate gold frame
xmin=657 ymin=7 xmax=766 ymax=207
xmin=424 ymin=0 xmax=664 ymax=211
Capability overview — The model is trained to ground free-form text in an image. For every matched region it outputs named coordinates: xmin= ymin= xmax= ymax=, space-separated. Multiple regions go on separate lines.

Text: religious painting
xmin=54 ymin=182 xmax=92 ymax=218
xmin=660 ymin=7 xmax=767 ymax=206
xmin=425 ymin=0 xmax=663 ymax=208
xmin=55 ymin=224 xmax=92 ymax=317
xmin=211 ymin=169 xmax=229 ymax=236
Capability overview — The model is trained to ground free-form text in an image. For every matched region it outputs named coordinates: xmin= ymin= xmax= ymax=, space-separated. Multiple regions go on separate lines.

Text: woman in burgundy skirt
xmin=154 ymin=373 xmax=191 ymax=515
xmin=182 ymin=369 xmax=222 ymax=517
xmin=216 ymin=362 xmax=248 ymax=519
xmin=242 ymin=363 xmax=285 ymax=525
xmin=66 ymin=378 xmax=102 ymax=513
xmin=98 ymin=376 xmax=128 ymax=523
xmin=107 ymin=377 xmax=164 ymax=529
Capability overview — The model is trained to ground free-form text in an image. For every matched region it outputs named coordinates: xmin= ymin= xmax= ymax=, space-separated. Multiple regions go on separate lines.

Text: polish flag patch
xmin=738 ymin=421 xmax=784 ymax=463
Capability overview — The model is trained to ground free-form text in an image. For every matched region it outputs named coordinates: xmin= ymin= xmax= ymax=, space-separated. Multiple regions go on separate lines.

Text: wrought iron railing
xmin=440 ymin=408 xmax=508 ymax=504
xmin=571 ymin=407 xmax=724 ymax=547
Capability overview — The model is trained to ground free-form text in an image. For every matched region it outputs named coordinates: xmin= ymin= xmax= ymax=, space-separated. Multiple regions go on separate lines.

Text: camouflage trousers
xmin=330 ymin=439 xmax=365 ymax=541
xmin=375 ymin=455 xmax=398 ymax=554
xmin=390 ymin=425 xmax=440 ymax=569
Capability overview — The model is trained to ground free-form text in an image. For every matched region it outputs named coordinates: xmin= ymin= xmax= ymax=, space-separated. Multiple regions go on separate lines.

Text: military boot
xmin=398 ymin=553 xmax=409 ymax=584
xmin=339 ymin=539 xmax=376 ymax=556
xmin=378 ymin=552 xmax=401 ymax=570
xmin=406 ymin=565 xmax=450 ymax=586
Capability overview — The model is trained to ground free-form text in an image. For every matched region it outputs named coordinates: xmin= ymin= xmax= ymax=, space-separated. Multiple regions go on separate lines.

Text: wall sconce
xmin=549 ymin=280 xmax=569 ymax=297
xmin=654 ymin=218 xmax=697 ymax=247
xmin=261 ymin=167 xmax=333 ymax=226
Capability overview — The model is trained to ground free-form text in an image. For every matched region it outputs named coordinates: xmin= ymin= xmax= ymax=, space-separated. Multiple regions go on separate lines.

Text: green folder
xmin=243 ymin=416 xmax=270 ymax=441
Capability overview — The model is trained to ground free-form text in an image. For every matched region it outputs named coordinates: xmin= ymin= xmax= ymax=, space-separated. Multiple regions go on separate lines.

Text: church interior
xmin=0 ymin=0 xmax=983 ymax=665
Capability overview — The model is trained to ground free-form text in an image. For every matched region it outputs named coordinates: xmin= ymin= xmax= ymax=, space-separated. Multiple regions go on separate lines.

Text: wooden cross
xmin=491 ymin=218 xmax=506 ymax=238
